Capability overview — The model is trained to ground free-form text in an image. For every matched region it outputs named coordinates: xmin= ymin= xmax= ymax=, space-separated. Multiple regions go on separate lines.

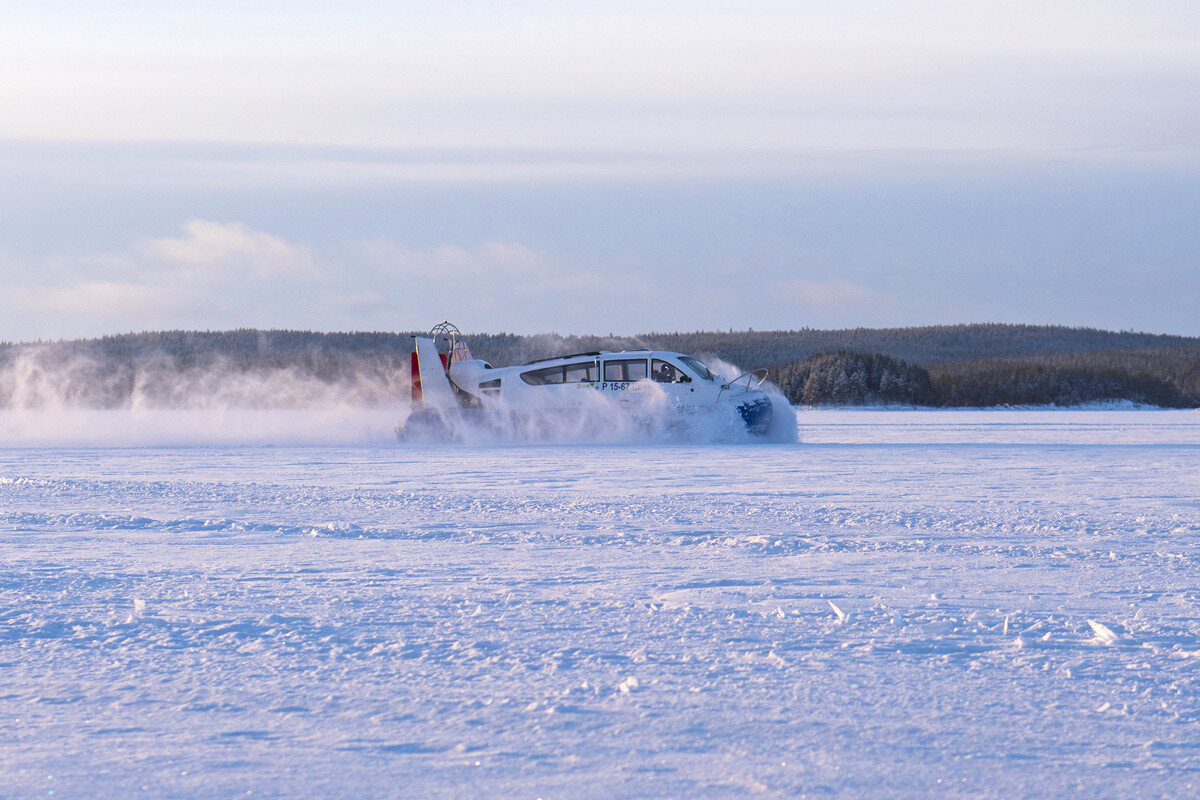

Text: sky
xmin=1 ymin=1 xmax=1198 ymax=339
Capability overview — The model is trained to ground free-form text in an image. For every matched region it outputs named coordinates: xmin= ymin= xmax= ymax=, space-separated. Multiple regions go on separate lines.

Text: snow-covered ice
xmin=1 ymin=409 xmax=1198 ymax=798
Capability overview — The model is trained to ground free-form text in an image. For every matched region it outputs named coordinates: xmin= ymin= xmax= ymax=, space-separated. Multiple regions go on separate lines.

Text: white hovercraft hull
xmin=399 ymin=324 xmax=779 ymax=442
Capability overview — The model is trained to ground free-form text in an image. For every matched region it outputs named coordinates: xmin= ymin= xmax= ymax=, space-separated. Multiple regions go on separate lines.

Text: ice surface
xmin=1 ymin=409 xmax=1199 ymax=798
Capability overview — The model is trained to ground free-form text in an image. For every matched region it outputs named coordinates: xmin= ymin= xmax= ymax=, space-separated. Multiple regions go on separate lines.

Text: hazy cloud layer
xmin=7 ymin=223 xmax=624 ymax=338
xmin=779 ymin=278 xmax=899 ymax=315
xmin=28 ymin=282 xmax=190 ymax=320
xmin=3 ymin=2 xmax=1198 ymax=169
xmin=2 ymin=220 xmax=923 ymax=339
xmin=141 ymin=220 xmax=320 ymax=281
xmin=1 ymin=3 xmax=1197 ymax=338
xmin=6 ymin=221 xmax=343 ymax=336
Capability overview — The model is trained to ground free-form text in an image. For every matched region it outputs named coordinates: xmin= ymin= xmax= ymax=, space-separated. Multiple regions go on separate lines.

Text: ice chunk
xmin=828 ymin=601 xmax=849 ymax=624
xmin=1087 ymin=619 xmax=1119 ymax=646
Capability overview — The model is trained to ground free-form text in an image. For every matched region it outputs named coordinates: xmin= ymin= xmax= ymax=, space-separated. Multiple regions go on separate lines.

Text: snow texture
xmin=1 ymin=409 xmax=1199 ymax=798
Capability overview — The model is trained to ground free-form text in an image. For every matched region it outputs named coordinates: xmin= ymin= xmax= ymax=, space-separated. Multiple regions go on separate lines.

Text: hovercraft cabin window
xmin=479 ymin=378 xmax=502 ymax=396
xmin=603 ymin=359 xmax=648 ymax=382
xmin=652 ymin=359 xmax=690 ymax=383
xmin=521 ymin=361 xmax=599 ymax=385
xmin=564 ymin=361 xmax=598 ymax=383
xmin=520 ymin=365 xmax=564 ymax=385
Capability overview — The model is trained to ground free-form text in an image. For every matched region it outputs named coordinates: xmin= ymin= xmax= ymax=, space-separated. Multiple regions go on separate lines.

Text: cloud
xmin=366 ymin=239 xmax=554 ymax=280
xmin=140 ymin=219 xmax=320 ymax=280
xmin=364 ymin=237 xmax=605 ymax=298
xmin=5 ymin=2 xmax=1198 ymax=172
xmin=313 ymin=289 xmax=391 ymax=316
xmin=26 ymin=281 xmax=190 ymax=318
xmin=2 ymin=223 xmax=608 ymax=338
xmin=779 ymin=278 xmax=898 ymax=312
xmin=4 ymin=220 xmax=330 ymax=337
xmin=358 ymin=238 xmax=617 ymax=331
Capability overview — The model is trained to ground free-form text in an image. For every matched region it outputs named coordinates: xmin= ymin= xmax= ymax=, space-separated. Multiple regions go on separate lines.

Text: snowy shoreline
xmin=0 ymin=405 xmax=1196 ymax=448
xmin=800 ymin=398 xmax=1184 ymax=411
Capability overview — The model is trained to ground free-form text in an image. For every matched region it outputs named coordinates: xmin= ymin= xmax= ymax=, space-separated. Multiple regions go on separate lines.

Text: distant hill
xmin=1 ymin=324 xmax=1197 ymax=408
xmin=508 ymin=324 xmax=1197 ymax=370
xmin=925 ymin=346 xmax=1200 ymax=408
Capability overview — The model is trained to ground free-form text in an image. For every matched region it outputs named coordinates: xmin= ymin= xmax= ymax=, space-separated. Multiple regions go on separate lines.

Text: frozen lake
xmin=2 ymin=409 xmax=1199 ymax=798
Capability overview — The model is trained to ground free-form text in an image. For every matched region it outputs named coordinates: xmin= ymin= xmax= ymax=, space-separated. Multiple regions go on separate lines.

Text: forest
xmin=1 ymin=324 xmax=1197 ymax=408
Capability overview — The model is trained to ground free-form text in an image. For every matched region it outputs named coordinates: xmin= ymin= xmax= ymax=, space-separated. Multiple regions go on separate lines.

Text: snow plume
xmin=704 ymin=354 xmax=799 ymax=443
xmin=400 ymin=363 xmax=798 ymax=446
xmin=0 ymin=342 xmax=796 ymax=446
xmin=0 ymin=343 xmax=403 ymax=410
xmin=0 ymin=343 xmax=406 ymax=446
xmin=0 ymin=407 xmax=404 ymax=447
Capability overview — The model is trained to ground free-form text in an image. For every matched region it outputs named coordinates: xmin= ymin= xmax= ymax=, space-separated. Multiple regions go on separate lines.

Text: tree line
xmin=765 ymin=352 xmax=938 ymax=406
xmin=764 ymin=350 xmax=1195 ymax=407
xmin=1 ymin=325 xmax=1196 ymax=408
xmin=458 ymin=324 xmax=1198 ymax=372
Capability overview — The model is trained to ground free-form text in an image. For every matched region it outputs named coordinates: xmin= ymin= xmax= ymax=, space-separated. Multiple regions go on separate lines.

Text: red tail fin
xmin=410 ymin=350 xmax=423 ymax=410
